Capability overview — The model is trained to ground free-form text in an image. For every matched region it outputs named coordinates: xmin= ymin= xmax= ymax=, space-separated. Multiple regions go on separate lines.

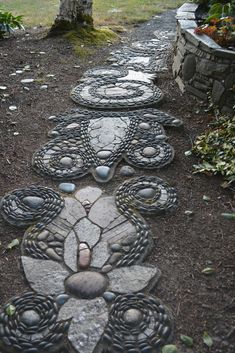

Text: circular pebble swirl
xmin=0 ymin=186 xmax=64 ymax=227
xmin=0 ymin=292 xmax=69 ymax=353
xmin=103 ymin=293 xmax=173 ymax=353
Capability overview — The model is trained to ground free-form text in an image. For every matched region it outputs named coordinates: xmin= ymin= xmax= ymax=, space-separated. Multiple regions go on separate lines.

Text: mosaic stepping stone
xmin=80 ymin=67 xmax=157 ymax=84
xmin=33 ymin=109 xmax=182 ymax=183
xmin=0 ymin=177 xmax=176 ymax=353
xmin=131 ymin=39 xmax=165 ymax=54
xmin=107 ymin=47 xmax=158 ymax=73
xmin=70 ymin=77 xmax=163 ymax=109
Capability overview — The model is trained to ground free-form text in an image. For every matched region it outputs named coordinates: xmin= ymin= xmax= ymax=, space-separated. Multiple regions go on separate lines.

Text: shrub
xmin=193 ymin=116 xmax=235 ymax=184
xmin=0 ymin=8 xmax=24 ymax=38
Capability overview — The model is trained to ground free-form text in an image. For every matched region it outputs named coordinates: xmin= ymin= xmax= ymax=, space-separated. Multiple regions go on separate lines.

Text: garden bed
xmin=173 ymin=2 xmax=235 ymax=115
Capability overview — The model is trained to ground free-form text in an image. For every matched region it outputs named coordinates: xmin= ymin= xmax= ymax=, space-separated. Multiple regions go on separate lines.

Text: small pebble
xmin=21 ymin=79 xmax=35 ymax=84
xmin=120 ymin=165 xmax=135 ymax=177
xmin=9 ymin=106 xmax=17 ymax=111
xmin=59 ymin=183 xmax=76 ymax=194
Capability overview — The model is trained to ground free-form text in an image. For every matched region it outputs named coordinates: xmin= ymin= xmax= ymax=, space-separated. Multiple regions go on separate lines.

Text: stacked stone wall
xmin=173 ymin=3 xmax=235 ymax=115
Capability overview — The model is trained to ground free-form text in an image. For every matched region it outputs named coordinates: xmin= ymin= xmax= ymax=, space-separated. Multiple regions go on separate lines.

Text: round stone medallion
xmin=65 ymin=271 xmax=108 ymax=299
xmin=71 ymin=79 xmax=163 ymax=109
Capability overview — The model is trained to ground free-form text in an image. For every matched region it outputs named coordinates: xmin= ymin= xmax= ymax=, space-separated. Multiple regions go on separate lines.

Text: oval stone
xmin=142 ymin=147 xmax=157 ymax=157
xmin=79 ymin=243 xmax=91 ymax=269
xmin=123 ymin=308 xmax=143 ymax=326
xmin=65 ymin=271 xmax=108 ymax=299
xmin=20 ymin=310 xmax=41 ymax=326
xmin=60 ymin=157 xmax=73 ymax=168
xmin=59 ymin=183 xmax=76 ymax=194
xmin=97 ymin=150 xmax=112 ymax=159
xmin=139 ymin=122 xmax=151 ymax=130
xmin=138 ymin=188 xmax=156 ymax=199
xmin=23 ymin=196 xmax=44 ymax=209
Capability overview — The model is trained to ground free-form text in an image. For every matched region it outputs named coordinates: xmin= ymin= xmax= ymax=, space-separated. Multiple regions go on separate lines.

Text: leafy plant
xmin=193 ymin=116 xmax=235 ymax=184
xmin=0 ymin=8 xmax=24 ymax=38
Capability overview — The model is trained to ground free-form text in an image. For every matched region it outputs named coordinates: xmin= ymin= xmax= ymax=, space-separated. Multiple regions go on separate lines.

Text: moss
xmin=64 ymin=26 xmax=119 ymax=57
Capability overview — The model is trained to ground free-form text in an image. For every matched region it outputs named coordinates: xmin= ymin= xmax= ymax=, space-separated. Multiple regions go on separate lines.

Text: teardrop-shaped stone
xmin=137 ymin=188 xmax=156 ymax=199
xmin=23 ymin=196 xmax=44 ymax=209
xmin=97 ymin=150 xmax=112 ymax=159
xmin=139 ymin=122 xmax=151 ymax=130
xmin=142 ymin=147 xmax=157 ymax=157
xmin=60 ymin=157 xmax=73 ymax=167
xmin=95 ymin=166 xmax=111 ymax=181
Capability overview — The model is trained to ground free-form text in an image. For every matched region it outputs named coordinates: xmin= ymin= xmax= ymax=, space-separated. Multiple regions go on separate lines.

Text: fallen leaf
xmin=221 ymin=213 xmax=235 ymax=220
xmin=162 ymin=345 xmax=178 ymax=353
xmin=203 ymin=331 xmax=213 ymax=347
xmin=6 ymin=238 xmax=20 ymax=250
xmin=180 ymin=334 xmax=194 ymax=347
xmin=202 ymin=267 xmax=215 ymax=275
xmin=5 ymin=304 xmax=16 ymax=316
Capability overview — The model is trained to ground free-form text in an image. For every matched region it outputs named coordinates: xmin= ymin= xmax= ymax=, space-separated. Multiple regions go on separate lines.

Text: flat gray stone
xmin=102 ymin=220 xmax=136 ymax=245
xmin=108 ymin=265 xmax=160 ymax=293
xmin=58 ymin=197 xmax=86 ymax=225
xmin=74 ymin=218 xmax=101 ymax=248
xmin=75 ymin=186 xmax=102 ymax=205
xmin=22 ymin=256 xmax=69 ymax=295
xmin=90 ymin=241 xmax=110 ymax=268
xmin=97 ymin=150 xmax=112 ymax=159
xmin=64 ymin=230 xmax=78 ymax=271
xmin=89 ymin=196 xmax=120 ymax=228
xmin=58 ymin=297 xmax=108 ymax=353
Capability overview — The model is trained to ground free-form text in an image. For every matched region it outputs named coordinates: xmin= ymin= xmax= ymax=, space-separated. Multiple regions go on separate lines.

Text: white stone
xmin=75 ymin=186 xmax=102 ymax=204
xmin=21 ymin=79 xmax=35 ymax=84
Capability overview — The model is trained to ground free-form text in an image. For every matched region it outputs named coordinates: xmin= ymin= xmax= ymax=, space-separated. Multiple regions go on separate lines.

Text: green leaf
xmin=202 ymin=267 xmax=215 ymax=275
xmin=5 ymin=304 xmax=16 ymax=316
xmin=6 ymin=238 xmax=20 ymax=250
xmin=221 ymin=213 xmax=235 ymax=220
xmin=203 ymin=332 xmax=213 ymax=347
xmin=162 ymin=345 xmax=178 ymax=353
xmin=180 ymin=334 xmax=194 ymax=347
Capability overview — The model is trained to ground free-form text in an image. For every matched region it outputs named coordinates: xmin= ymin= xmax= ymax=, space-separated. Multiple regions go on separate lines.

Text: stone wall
xmin=173 ymin=3 xmax=235 ymax=115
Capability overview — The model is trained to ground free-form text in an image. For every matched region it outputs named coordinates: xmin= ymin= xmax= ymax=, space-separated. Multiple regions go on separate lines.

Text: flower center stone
xmin=20 ymin=310 xmax=41 ymax=326
xmin=123 ymin=308 xmax=143 ymax=326
xmin=65 ymin=271 xmax=108 ymax=299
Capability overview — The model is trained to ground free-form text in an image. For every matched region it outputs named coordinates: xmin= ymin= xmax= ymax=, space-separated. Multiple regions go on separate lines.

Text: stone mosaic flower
xmin=22 ymin=244 xmax=160 ymax=353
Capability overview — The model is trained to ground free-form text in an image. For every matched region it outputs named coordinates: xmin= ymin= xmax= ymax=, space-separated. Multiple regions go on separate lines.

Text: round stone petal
xmin=58 ymin=297 xmax=109 ymax=353
xmin=22 ymin=256 xmax=69 ymax=295
xmin=108 ymin=265 xmax=161 ymax=293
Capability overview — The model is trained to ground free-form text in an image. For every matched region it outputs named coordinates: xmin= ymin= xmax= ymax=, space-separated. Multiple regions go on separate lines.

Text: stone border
xmin=173 ymin=3 xmax=235 ymax=115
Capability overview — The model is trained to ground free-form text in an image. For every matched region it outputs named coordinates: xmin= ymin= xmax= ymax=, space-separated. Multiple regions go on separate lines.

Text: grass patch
xmin=64 ymin=27 xmax=119 ymax=57
xmin=1 ymin=0 xmax=185 ymax=27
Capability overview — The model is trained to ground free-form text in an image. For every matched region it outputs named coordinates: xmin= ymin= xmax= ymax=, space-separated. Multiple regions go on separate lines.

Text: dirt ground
xmin=0 ymin=10 xmax=234 ymax=353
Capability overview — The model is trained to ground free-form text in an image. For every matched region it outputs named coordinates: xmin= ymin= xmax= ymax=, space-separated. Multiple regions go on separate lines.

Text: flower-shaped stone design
xmin=0 ymin=177 xmax=177 ymax=353
xmin=33 ymin=108 xmax=182 ymax=183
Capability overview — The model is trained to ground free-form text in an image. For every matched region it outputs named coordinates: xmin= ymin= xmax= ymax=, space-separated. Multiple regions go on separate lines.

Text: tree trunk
xmin=50 ymin=0 xmax=93 ymax=35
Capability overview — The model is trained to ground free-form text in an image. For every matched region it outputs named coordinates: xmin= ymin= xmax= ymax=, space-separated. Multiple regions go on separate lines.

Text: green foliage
xmin=0 ymin=8 xmax=24 ymax=38
xmin=193 ymin=116 xmax=235 ymax=184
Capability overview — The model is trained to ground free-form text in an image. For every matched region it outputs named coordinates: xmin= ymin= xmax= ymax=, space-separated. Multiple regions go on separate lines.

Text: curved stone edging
xmin=173 ymin=2 xmax=235 ymax=115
